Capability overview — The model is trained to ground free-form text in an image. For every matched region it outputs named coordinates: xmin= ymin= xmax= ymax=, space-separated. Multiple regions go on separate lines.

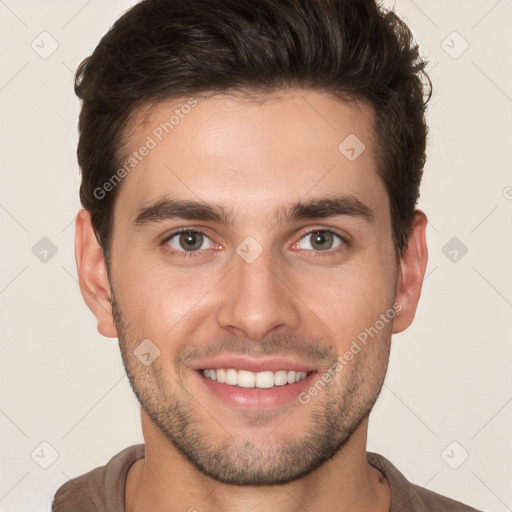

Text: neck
xmin=125 ymin=410 xmax=391 ymax=512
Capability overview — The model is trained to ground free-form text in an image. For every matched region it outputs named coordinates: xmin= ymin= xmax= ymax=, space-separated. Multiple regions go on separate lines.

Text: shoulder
xmin=367 ymin=452 xmax=483 ymax=512
xmin=51 ymin=444 xmax=145 ymax=512
xmin=407 ymin=482 xmax=484 ymax=511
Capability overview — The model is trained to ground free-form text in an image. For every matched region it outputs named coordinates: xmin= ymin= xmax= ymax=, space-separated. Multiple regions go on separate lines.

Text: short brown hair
xmin=75 ymin=0 xmax=431 ymax=267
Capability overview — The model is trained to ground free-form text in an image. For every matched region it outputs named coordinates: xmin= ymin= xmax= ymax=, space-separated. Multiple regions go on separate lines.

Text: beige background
xmin=1 ymin=0 xmax=511 ymax=510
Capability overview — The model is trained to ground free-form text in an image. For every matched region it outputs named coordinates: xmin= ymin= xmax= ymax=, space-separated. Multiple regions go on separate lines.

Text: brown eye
xmin=165 ymin=230 xmax=214 ymax=252
xmin=179 ymin=231 xmax=204 ymax=251
xmin=296 ymin=230 xmax=344 ymax=252
xmin=310 ymin=231 xmax=334 ymax=250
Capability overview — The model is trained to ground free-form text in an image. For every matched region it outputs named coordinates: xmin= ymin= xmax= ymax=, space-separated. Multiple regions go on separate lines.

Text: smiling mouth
xmin=200 ymin=368 xmax=312 ymax=389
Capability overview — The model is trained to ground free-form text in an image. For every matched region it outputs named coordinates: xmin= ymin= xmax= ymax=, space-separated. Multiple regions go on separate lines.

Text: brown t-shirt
xmin=52 ymin=444 xmax=482 ymax=511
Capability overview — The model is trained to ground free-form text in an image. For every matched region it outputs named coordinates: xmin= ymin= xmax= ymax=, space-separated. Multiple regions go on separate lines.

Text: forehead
xmin=115 ymin=89 xmax=388 ymax=229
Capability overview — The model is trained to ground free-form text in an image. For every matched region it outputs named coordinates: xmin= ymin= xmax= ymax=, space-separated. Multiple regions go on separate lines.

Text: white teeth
xmin=225 ymin=368 xmax=238 ymax=385
xmin=201 ymin=368 xmax=310 ymax=388
xmin=274 ymin=370 xmax=288 ymax=386
xmin=237 ymin=370 xmax=255 ymax=388
xmin=216 ymin=368 xmax=226 ymax=383
xmin=255 ymin=371 xmax=274 ymax=388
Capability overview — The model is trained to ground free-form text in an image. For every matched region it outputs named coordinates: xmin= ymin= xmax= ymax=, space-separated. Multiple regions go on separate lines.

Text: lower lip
xmin=195 ymin=370 xmax=318 ymax=410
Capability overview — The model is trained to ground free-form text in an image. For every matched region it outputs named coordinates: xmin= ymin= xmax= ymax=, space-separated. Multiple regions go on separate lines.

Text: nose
xmin=216 ymin=250 xmax=301 ymax=341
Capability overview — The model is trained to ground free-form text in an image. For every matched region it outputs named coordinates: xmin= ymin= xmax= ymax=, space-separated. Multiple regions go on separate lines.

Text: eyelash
xmin=160 ymin=228 xmax=350 ymax=259
xmin=161 ymin=228 xmax=218 ymax=259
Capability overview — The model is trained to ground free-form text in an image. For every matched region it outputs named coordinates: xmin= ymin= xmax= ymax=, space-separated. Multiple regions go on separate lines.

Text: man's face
xmin=109 ymin=90 xmax=399 ymax=485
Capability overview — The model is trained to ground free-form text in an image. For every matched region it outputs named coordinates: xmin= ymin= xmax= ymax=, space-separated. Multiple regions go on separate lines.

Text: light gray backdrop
xmin=0 ymin=0 xmax=511 ymax=510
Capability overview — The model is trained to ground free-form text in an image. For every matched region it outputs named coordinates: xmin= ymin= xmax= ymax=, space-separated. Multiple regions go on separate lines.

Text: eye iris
xmin=180 ymin=231 xmax=203 ymax=251
xmin=311 ymin=231 xmax=333 ymax=250
xmin=176 ymin=231 xmax=336 ymax=252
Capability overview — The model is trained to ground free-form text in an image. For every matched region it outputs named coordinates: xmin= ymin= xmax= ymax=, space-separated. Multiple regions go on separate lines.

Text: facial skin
xmin=76 ymin=89 xmax=428 ymax=512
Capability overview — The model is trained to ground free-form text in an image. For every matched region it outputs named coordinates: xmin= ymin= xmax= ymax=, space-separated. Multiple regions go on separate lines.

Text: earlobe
xmin=392 ymin=210 xmax=429 ymax=334
xmin=75 ymin=208 xmax=118 ymax=338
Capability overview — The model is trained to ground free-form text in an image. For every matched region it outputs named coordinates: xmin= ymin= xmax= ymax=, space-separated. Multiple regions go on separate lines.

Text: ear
xmin=393 ymin=210 xmax=429 ymax=334
xmin=75 ymin=208 xmax=118 ymax=338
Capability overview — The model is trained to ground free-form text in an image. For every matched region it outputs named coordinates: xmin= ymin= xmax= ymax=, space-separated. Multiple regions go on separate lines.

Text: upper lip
xmin=191 ymin=355 xmax=317 ymax=373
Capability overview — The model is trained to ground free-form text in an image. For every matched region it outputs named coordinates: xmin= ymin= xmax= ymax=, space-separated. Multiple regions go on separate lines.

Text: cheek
xmin=299 ymin=257 xmax=395 ymax=340
xmin=112 ymin=233 xmax=397 ymax=343
xmin=115 ymin=258 xmax=221 ymax=338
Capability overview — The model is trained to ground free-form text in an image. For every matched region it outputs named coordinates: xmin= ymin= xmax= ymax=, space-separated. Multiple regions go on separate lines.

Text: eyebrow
xmin=132 ymin=194 xmax=375 ymax=228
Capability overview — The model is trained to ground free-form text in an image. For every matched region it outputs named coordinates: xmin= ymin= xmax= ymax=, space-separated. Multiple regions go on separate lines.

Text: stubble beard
xmin=112 ymin=297 xmax=391 ymax=486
